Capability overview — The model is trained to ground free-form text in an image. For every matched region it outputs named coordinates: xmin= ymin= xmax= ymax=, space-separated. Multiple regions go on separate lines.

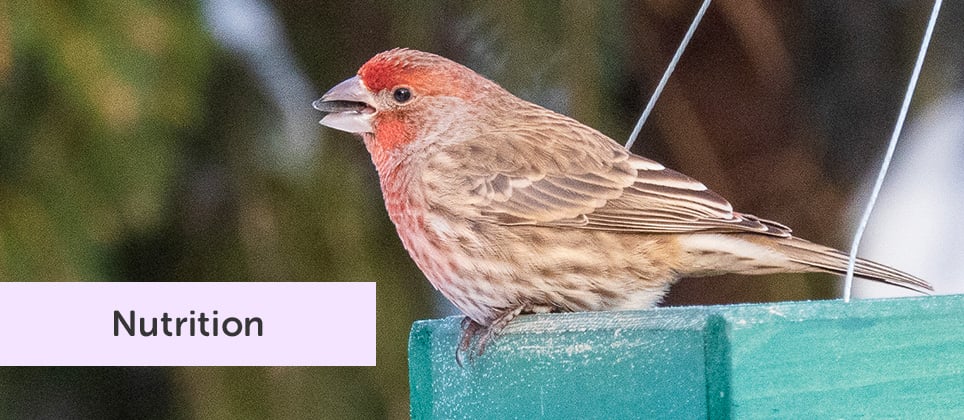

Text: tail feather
xmin=775 ymin=237 xmax=933 ymax=294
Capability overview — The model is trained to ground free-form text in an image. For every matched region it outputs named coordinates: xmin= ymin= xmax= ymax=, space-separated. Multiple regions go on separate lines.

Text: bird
xmin=313 ymin=48 xmax=932 ymax=359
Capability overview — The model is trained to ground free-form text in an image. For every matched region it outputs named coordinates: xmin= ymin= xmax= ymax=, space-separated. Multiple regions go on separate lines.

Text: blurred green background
xmin=1 ymin=1 xmax=961 ymax=418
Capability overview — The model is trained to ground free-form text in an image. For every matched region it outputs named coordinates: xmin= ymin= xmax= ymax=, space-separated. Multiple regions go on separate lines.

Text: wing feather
xmin=432 ymin=112 xmax=791 ymax=238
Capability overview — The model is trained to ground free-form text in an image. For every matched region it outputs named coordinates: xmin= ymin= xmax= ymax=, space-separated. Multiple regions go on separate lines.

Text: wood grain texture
xmin=409 ymin=294 xmax=964 ymax=418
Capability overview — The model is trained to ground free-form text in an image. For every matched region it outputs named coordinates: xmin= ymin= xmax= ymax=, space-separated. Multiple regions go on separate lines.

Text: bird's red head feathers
xmin=319 ymin=48 xmax=513 ymax=166
xmin=358 ymin=48 xmax=486 ymax=101
xmin=348 ymin=49 xmax=496 ymax=157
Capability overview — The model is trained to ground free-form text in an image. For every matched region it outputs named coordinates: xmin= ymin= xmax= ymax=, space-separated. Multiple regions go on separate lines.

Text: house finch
xmin=313 ymin=48 xmax=931 ymax=358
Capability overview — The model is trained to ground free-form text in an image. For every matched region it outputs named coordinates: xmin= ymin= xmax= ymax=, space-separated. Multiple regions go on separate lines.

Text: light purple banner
xmin=0 ymin=282 xmax=376 ymax=366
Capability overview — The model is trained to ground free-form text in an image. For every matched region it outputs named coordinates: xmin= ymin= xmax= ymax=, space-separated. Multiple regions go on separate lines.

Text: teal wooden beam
xmin=409 ymin=294 xmax=964 ymax=418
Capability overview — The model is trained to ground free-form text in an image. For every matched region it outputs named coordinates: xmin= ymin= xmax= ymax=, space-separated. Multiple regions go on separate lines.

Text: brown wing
xmin=435 ymin=115 xmax=791 ymax=237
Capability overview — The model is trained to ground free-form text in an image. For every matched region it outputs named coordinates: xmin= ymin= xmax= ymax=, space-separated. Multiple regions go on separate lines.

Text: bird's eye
xmin=393 ymin=87 xmax=412 ymax=103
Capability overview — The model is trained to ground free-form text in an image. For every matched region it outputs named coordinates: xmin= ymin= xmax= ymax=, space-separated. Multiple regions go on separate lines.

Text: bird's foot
xmin=455 ymin=306 xmax=525 ymax=367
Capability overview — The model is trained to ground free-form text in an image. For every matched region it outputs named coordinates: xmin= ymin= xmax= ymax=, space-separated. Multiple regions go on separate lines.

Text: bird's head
xmin=314 ymin=48 xmax=504 ymax=160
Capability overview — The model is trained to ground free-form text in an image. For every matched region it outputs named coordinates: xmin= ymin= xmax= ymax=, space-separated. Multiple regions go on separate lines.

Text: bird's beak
xmin=313 ymin=75 xmax=375 ymax=133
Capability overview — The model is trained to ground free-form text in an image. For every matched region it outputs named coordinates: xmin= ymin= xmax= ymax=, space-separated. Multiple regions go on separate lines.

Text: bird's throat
xmin=373 ymin=117 xmax=415 ymax=151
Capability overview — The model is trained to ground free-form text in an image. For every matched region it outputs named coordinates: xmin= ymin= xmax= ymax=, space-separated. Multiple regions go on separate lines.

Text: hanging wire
xmin=625 ymin=0 xmax=712 ymax=150
xmin=843 ymin=0 xmax=943 ymax=302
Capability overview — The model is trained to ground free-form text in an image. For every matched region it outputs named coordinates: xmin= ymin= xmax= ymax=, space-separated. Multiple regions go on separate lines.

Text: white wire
xmin=625 ymin=0 xmax=712 ymax=150
xmin=843 ymin=0 xmax=943 ymax=302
